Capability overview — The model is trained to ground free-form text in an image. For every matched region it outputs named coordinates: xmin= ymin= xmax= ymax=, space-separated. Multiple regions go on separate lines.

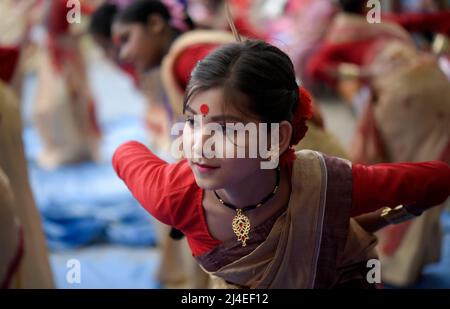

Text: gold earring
xmin=267 ymin=147 xmax=279 ymax=161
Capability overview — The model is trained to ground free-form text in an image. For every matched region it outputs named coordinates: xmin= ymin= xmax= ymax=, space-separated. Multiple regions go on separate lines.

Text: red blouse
xmin=113 ymin=141 xmax=450 ymax=256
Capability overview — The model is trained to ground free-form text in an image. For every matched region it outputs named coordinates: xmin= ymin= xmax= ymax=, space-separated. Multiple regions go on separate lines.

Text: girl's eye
xmin=220 ymin=123 xmax=227 ymax=133
xmin=185 ymin=116 xmax=197 ymax=128
xmin=220 ymin=123 xmax=238 ymax=136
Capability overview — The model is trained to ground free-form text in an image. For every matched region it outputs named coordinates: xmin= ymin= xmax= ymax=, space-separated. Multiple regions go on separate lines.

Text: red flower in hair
xmin=279 ymin=87 xmax=313 ymax=167
xmin=290 ymin=87 xmax=313 ymax=146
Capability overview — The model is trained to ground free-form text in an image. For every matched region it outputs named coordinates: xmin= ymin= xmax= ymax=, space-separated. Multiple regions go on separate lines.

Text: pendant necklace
xmin=213 ymin=167 xmax=280 ymax=247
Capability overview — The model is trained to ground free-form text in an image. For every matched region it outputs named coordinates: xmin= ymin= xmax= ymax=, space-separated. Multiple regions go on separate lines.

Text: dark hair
xmin=339 ymin=0 xmax=367 ymax=14
xmin=115 ymin=0 xmax=194 ymax=31
xmin=89 ymin=3 xmax=118 ymax=39
xmin=184 ymin=40 xmax=308 ymax=145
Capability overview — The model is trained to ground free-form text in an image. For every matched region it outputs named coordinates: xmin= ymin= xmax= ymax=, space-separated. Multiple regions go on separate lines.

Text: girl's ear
xmin=277 ymin=120 xmax=293 ymax=155
xmin=147 ymin=14 xmax=166 ymax=35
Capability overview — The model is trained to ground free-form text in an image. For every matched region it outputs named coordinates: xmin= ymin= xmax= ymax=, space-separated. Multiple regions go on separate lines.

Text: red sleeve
xmin=112 ymin=141 xmax=199 ymax=227
xmin=306 ymin=40 xmax=373 ymax=86
xmin=173 ymin=43 xmax=219 ymax=91
xmin=351 ymin=161 xmax=450 ymax=217
xmin=383 ymin=11 xmax=450 ymax=36
xmin=306 ymin=43 xmax=337 ymax=86
xmin=47 ymin=0 xmax=70 ymax=36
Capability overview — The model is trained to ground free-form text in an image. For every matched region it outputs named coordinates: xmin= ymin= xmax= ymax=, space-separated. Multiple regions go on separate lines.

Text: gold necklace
xmin=214 ymin=167 xmax=280 ymax=247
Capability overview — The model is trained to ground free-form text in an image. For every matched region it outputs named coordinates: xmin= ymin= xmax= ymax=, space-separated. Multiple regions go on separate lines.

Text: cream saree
xmin=197 ymin=150 xmax=377 ymax=288
xmin=324 ymin=12 xmax=412 ymax=47
xmin=0 ymin=168 xmax=22 ymax=289
xmin=0 ymin=81 xmax=54 ymax=288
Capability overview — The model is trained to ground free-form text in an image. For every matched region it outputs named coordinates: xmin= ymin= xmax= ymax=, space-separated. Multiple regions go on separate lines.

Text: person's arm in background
xmin=306 ymin=40 xmax=372 ymax=87
xmin=383 ymin=10 xmax=450 ymax=36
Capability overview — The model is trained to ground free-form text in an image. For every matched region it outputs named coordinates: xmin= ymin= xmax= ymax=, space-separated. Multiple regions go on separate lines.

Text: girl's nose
xmin=192 ymin=125 xmax=218 ymax=159
xmin=192 ymin=126 xmax=205 ymax=158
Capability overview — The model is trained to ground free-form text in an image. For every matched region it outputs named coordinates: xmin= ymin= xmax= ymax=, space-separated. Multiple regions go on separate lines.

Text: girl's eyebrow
xmin=185 ymin=106 xmax=245 ymax=123
xmin=209 ymin=115 xmax=245 ymax=123
xmin=185 ymin=106 xmax=197 ymax=114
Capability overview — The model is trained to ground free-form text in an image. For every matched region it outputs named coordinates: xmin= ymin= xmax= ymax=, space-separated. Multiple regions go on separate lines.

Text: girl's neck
xmin=215 ymin=168 xmax=278 ymax=208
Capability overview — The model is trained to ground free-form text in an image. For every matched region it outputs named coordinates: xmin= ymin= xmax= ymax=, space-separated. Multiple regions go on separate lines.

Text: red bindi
xmin=200 ymin=104 xmax=209 ymax=116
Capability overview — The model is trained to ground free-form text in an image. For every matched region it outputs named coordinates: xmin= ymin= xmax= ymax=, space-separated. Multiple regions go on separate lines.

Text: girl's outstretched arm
xmin=112 ymin=141 xmax=197 ymax=226
xmin=351 ymin=160 xmax=450 ymax=217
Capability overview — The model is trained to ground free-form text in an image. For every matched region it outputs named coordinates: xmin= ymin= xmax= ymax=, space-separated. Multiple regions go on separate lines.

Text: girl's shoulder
xmin=293 ymin=150 xmax=352 ymax=174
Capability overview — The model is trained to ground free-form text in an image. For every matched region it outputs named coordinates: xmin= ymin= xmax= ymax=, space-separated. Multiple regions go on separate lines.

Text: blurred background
xmin=1 ymin=0 xmax=449 ymax=289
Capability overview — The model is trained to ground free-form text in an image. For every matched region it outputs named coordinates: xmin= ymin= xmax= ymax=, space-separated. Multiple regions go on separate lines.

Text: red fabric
xmin=380 ymin=221 xmax=413 ymax=256
xmin=351 ymin=161 xmax=450 ymax=217
xmin=113 ymin=141 xmax=220 ymax=256
xmin=377 ymin=139 xmax=450 ymax=256
xmin=291 ymin=87 xmax=314 ymax=145
xmin=230 ymin=0 xmax=267 ymax=40
xmin=80 ymin=0 xmax=96 ymax=15
xmin=169 ymin=3 xmax=266 ymax=91
xmin=0 ymin=46 xmax=20 ymax=84
xmin=384 ymin=10 xmax=450 ymax=36
xmin=47 ymin=0 xmax=70 ymax=36
xmin=119 ymin=63 xmax=139 ymax=87
xmin=46 ymin=0 xmax=95 ymax=36
xmin=113 ymin=141 xmax=450 ymax=256
xmin=280 ymin=87 xmax=314 ymax=167
xmin=307 ymin=39 xmax=375 ymax=86
xmin=173 ymin=43 xmax=218 ymax=91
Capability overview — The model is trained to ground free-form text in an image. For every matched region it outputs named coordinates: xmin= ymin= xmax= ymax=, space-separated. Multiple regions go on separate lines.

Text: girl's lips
xmin=193 ymin=163 xmax=220 ymax=174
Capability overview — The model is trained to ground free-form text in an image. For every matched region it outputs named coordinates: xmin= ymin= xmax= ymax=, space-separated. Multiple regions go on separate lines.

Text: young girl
xmin=113 ymin=38 xmax=450 ymax=288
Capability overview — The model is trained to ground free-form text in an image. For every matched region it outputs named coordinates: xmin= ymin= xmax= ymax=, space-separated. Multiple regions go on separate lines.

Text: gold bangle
xmin=380 ymin=205 xmax=418 ymax=225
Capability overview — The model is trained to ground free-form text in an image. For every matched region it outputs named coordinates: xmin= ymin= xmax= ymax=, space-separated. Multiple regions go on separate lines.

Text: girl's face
xmin=113 ymin=21 xmax=162 ymax=72
xmin=183 ymin=88 xmax=269 ymax=190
